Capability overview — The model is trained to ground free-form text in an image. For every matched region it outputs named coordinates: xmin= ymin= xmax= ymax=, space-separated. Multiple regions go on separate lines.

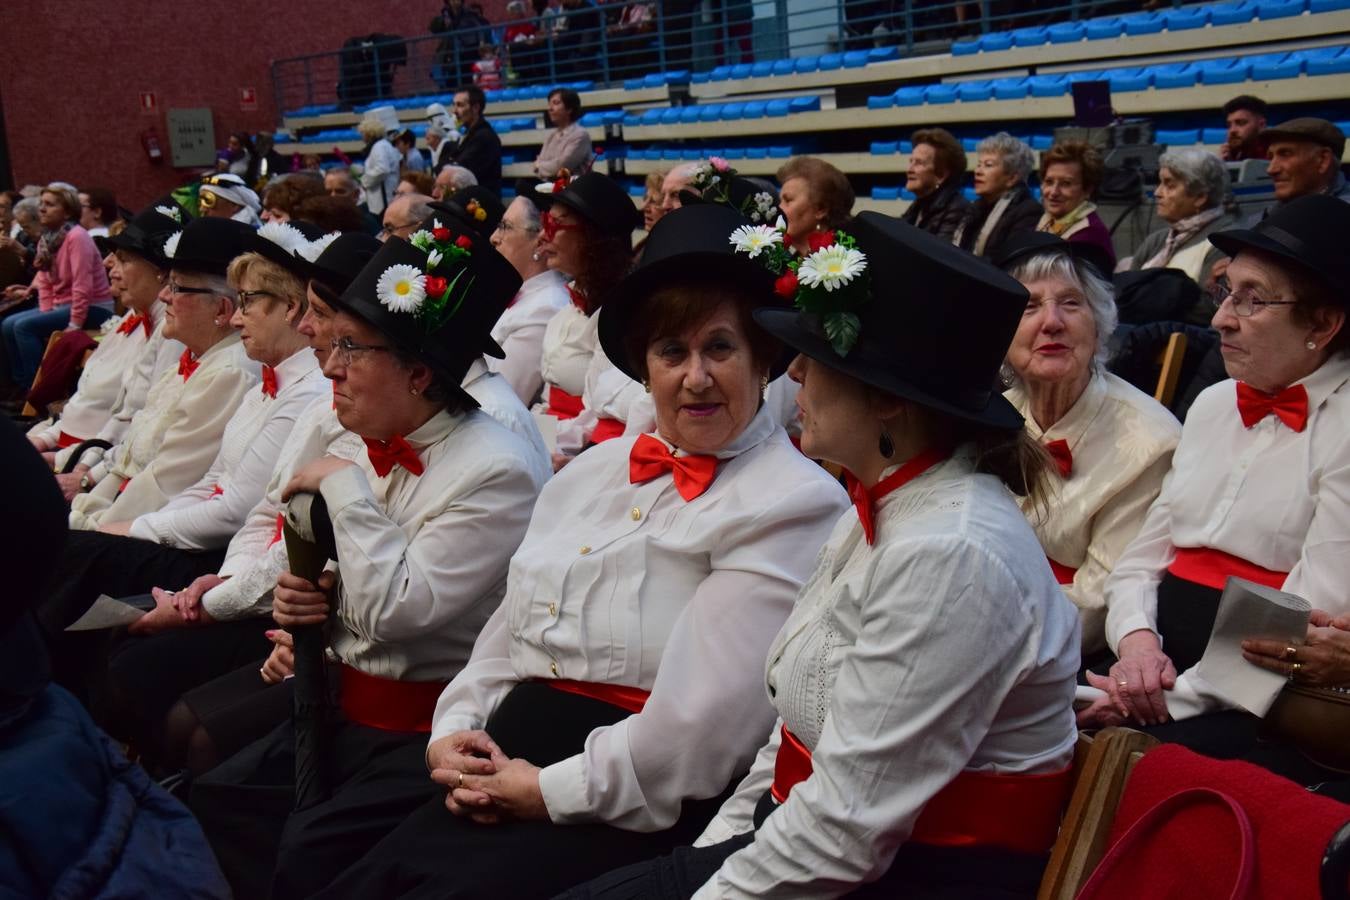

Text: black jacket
xmin=953 ymin=184 xmax=1043 ymax=257
xmin=901 ymin=180 xmax=970 ymax=242
xmin=449 ymin=119 xmax=503 ymax=192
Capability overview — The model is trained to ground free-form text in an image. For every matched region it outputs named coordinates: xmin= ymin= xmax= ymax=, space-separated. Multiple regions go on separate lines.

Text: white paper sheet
xmin=1194 ymin=577 xmax=1311 ymax=716
xmin=64 ymin=593 xmax=153 ymax=631
xmin=533 ymin=411 xmax=558 ymax=455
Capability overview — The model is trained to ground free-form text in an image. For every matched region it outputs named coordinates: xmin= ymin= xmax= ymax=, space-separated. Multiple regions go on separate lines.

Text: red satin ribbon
xmin=338 ymin=664 xmax=446 ymax=733
xmin=844 ymin=447 xmax=950 ymax=545
xmin=1167 ymin=546 xmax=1288 ymax=591
xmin=1048 ymin=557 xmax=1078 ymax=585
xmin=544 ymin=679 xmax=650 ymax=714
xmin=771 ymin=724 xmax=1073 ymax=854
xmin=566 ymin=283 xmax=590 ymax=315
xmin=628 ymin=433 xmax=718 ymax=501
xmin=261 ymin=365 xmax=278 ymax=398
xmin=211 ymin=484 xmax=223 ymax=497
xmin=590 ymin=417 xmax=625 ymax=444
xmin=363 ymin=435 xmax=425 ymax=478
xmin=178 ymin=350 xmax=199 ymax=381
xmin=1235 ymin=382 xmax=1308 ymax=432
xmin=56 ymin=431 xmax=83 ymax=449
xmin=547 ymin=385 xmax=584 ymax=419
xmin=1043 ymin=438 xmax=1073 ymax=478
xmin=268 ymin=512 xmax=284 ymax=547
xmin=117 ymin=313 xmax=151 ymax=337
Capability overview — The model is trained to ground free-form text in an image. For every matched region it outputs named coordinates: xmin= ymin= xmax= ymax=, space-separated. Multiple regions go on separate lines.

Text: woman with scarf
xmin=900 ymin=127 xmax=971 ymax=241
xmin=953 ymin=133 xmax=1042 ymax=259
xmin=1035 ymin=141 xmax=1116 ymax=269
xmin=0 ymin=183 xmax=114 ymax=389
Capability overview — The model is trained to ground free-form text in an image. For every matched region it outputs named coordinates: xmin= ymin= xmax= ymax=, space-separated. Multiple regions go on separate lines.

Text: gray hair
xmin=1158 ymin=147 xmax=1227 ymax=210
xmin=12 ymin=196 xmax=39 ymax=223
xmin=1008 ymin=250 xmax=1118 ymax=371
xmin=426 ymin=125 xmax=446 ymax=139
xmin=439 ymin=165 xmax=478 ymax=190
xmin=510 ymin=194 xmax=541 ymax=229
xmin=406 ymin=196 xmax=435 ymax=225
xmin=977 ymin=132 xmax=1036 ymax=182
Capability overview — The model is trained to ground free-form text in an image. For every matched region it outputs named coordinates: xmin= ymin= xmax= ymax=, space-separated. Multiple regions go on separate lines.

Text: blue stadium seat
xmin=1202 ymin=127 xmax=1229 ymax=143
xmin=993 ymin=77 xmax=1030 ymax=99
xmin=1311 ymin=0 xmax=1350 ymax=10
xmin=720 ymin=102 xmax=746 ymax=119
xmin=772 ymin=60 xmax=796 ymax=76
xmin=643 ymin=73 xmax=666 ymax=88
xmin=1122 ymin=11 xmax=1166 ymax=34
xmin=623 ymin=112 xmax=643 ymax=127
xmin=818 ymin=53 xmax=845 ymax=70
xmin=1250 ymin=51 xmax=1302 ymax=79
xmin=699 ymin=105 xmax=723 ymax=122
xmin=1085 ymin=17 xmax=1125 ymax=39
xmin=731 ymin=64 xmax=753 ymax=79
xmin=1012 ymin=26 xmax=1048 ymax=46
xmin=723 ymin=148 xmax=746 ymax=159
xmin=678 ymin=107 xmax=703 ymax=123
xmin=1307 ymin=47 xmax=1350 ymax=75
xmin=659 ymin=108 xmax=682 ymax=124
xmin=682 ymin=148 xmax=703 ymax=159
xmin=765 ymin=99 xmax=792 ymax=117
xmin=746 ymin=147 xmax=768 ymax=159
xmin=629 ymin=184 xmax=646 ymax=197
xmin=867 ymin=93 xmax=895 ymax=110
xmin=900 ymin=188 xmax=917 ymax=201
xmin=1028 ymin=74 xmax=1069 ymax=97
xmin=952 ymin=38 xmax=980 ymax=55
xmin=1156 ymin=129 xmax=1202 ymax=145
xmin=1199 ymin=59 xmax=1249 ymax=84
xmin=1257 ymin=0 xmax=1307 ymax=18
xmin=957 ymin=80 xmax=993 ymax=101
xmin=769 ymin=145 xmax=794 ymax=157
xmin=869 ymin=46 xmax=900 ymax=61
xmin=843 ymin=50 xmax=871 ymax=67
xmin=899 ymin=140 xmax=914 ymax=153
xmin=871 ymin=141 xmax=899 ymax=154
xmin=1047 ymin=21 xmax=1085 ymax=43
xmin=579 ymin=112 xmax=603 ymax=127
xmin=1106 ymin=67 xmax=1152 ymax=91
xmin=962 ymin=187 xmax=978 ymax=202
xmin=624 ymin=78 xmax=645 ymax=91
xmin=794 ymin=55 xmax=821 ymax=73
xmin=1029 ymin=134 xmax=1054 ymax=150
xmin=872 ymin=186 xmax=900 ymax=200
xmin=662 ymin=148 xmax=683 ymax=160
xmin=923 ymin=84 xmax=958 ymax=103
xmin=961 ymin=137 xmax=981 ymax=151
xmin=1210 ymin=1 xmax=1257 ymax=24
xmin=1152 ymin=62 xmax=1200 ymax=89
xmin=665 ymin=70 xmax=691 ymax=85
xmin=751 ymin=61 xmax=775 ymax=77
xmin=710 ymin=65 xmax=733 ymax=81
xmin=690 ymin=72 xmax=711 ymax=84
xmin=895 ymin=86 xmax=927 ymax=106
xmin=741 ymin=101 xmax=767 ymax=119
xmin=789 ymin=96 xmax=820 ymax=113
xmin=642 ymin=108 xmax=666 ymax=125
xmin=980 ymin=32 xmax=1014 ymax=51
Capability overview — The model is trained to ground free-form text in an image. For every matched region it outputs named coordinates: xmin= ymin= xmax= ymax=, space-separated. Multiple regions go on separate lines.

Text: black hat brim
xmin=753 ymin=307 xmax=1024 ymax=431
xmin=993 ymin=232 xmax=1114 ymax=282
xmin=1207 ymin=226 xmax=1343 ymax=294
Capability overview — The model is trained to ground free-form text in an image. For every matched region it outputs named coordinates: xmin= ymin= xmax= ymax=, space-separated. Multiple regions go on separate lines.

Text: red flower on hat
xmin=425 ymin=275 xmax=448 ymax=297
xmin=455 ymin=235 xmax=473 ymax=249
xmin=774 ymin=271 xmax=799 ymax=299
xmin=807 ymin=230 xmax=837 ymax=253
xmin=432 ymin=226 xmax=451 ymax=242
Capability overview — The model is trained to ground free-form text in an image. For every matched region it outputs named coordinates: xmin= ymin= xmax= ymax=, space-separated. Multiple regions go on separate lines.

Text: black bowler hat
xmin=104 ymin=202 xmax=186 ymax=269
xmin=240 ymin=220 xmax=329 ymax=271
xmin=1209 ymin=194 xmax=1350 ymax=298
xmin=993 ymin=231 xmax=1114 ymax=282
xmin=284 ymin=232 xmax=383 ymax=303
xmin=428 ymin=186 xmax=504 ymax=240
xmin=334 ymin=223 xmax=521 ymax=399
xmin=753 ymin=212 xmax=1029 ymax=430
xmin=599 ymin=204 xmax=787 ymax=381
xmin=163 ymin=217 xmax=256 ymax=277
xmin=543 ymin=172 xmax=641 ymax=237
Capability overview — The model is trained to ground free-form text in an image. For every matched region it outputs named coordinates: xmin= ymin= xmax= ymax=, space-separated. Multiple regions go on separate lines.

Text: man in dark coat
xmin=447 ymin=85 xmax=503 ymax=192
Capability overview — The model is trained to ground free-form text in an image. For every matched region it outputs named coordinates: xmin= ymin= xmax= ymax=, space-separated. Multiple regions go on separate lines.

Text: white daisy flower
xmin=298 ymin=232 xmax=339 ymax=263
xmin=797 ymin=245 xmax=868 ymax=291
xmin=162 ymin=231 xmax=182 ymax=259
xmin=376 ymin=264 xmax=427 ymax=314
xmin=729 ymin=224 xmax=782 ymax=259
xmin=427 ymin=248 xmax=444 ymax=269
xmin=154 ymin=205 xmax=182 ymax=223
xmin=257 ymin=221 xmax=308 ymax=254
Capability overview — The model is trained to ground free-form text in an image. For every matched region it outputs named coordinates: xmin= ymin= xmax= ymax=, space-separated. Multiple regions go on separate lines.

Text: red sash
xmin=1048 ymin=558 xmax=1077 ymax=586
xmin=57 ymin=431 xmax=83 ymax=449
xmin=771 ymin=725 xmax=1073 ymax=854
xmin=1167 ymin=547 xmax=1288 ymax=591
xmin=590 ymin=417 xmax=625 ymax=444
xmin=547 ymin=386 xmax=584 ymax=420
xmin=543 ymin=679 xmax=650 ymax=714
xmin=338 ymin=664 xmax=447 ymax=733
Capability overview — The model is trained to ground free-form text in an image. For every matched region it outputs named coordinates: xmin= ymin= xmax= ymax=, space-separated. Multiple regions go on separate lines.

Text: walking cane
xmin=282 ymin=491 xmax=338 ymax=811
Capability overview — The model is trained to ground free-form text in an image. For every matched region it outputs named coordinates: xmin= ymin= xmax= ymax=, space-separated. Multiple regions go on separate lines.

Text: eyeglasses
xmin=540 ymin=210 xmax=584 ymax=242
xmin=166 ymin=280 xmax=218 ymax=297
xmin=329 ymin=335 xmax=392 ymax=367
xmin=1208 ymin=277 xmax=1299 ymax=317
xmin=379 ymin=221 xmax=420 ymax=239
xmin=494 ymin=218 xmax=540 ymax=235
xmin=236 ymin=289 xmax=276 ymax=313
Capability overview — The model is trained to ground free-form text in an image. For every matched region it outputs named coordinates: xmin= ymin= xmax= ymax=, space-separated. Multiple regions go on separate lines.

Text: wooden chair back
xmin=1153 ymin=331 xmax=1187 ymax=408
xmin=1036 ymin=727 xmax=1160 ymax=900
xmin=21 ymin=330 xmax=98 ymax=418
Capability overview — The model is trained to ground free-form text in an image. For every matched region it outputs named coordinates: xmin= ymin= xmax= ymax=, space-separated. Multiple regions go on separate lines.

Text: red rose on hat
xmin=432 ymin=226 xmax=451 ymax=242
xmin=455 ymin=235 xmax=473 ymax=249
xmin=425 ymin=275 xmax=448 ymax=297
xmin=774 ymin=270 xmax=799 ymax=298
xmin=807 ymin=230 xmax=836 ymax=253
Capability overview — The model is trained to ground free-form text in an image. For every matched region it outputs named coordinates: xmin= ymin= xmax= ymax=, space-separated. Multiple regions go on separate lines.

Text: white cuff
xmin=538 ymin=753 xmax=591 ymax=824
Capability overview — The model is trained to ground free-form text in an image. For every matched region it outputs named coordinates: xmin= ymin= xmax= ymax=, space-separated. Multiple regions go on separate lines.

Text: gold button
xmin=630 ymin=507 xmax=641 ymax=521
xmin=547 ymin=601 xmax=557 ymax=617
xmin=579 ymin=545 xmax=591 ymax=555
xmin=550 ymin=661 xmax=559 ymax=676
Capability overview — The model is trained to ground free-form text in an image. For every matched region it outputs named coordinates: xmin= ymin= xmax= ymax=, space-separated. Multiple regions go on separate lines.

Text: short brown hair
xmin=262 ymin=177 xmax=323 ymax=217
xmin=294 ymin=195 xmax=366 ymax=233
xmin=1040 ymin=141 xmax=1105 ymax=197
xmin=911 ymin=128 xmax=967 ymax=182
xmin=775 ymin=156 xmax=854 ymax=229
xmin=399 ymin=170 xmax=436 ymax=196
xmin=621 ymin=277 xmax=781 ymax=381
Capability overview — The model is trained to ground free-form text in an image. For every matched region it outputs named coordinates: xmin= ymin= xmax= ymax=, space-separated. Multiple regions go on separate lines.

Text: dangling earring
xmin=879 ymin=426 xmax=895 ymax=459
xmin=1307 ymin=341 xmax=1318 ymax=351
xmin=642 ymin=379 xmax=651 ymax=394
xmin=760 ymin=374 xmax=769 ymax=398
xmin=531 ymin=251 xmax=541 ymax=261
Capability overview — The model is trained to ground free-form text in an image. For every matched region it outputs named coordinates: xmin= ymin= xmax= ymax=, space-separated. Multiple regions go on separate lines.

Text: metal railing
xmin=270 ymin=0 xmax=1169 ymax=119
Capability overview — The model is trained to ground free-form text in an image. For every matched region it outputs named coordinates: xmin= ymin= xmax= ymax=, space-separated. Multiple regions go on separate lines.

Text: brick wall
xmin=0 ymin=0 xmax=510 ymax=207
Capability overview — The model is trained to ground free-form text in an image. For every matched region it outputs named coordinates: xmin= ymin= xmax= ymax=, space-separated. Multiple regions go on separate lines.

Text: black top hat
xmin=1209 ymin=193 xmax=1350 ymax=297
xmin=284 ymin=232 xmax=384 ymax=303
xmin=429 ymin=186 xmax=505 ymax=240
xmin=334 ymin=223 xmax=521 ymax=401
xmin=104 ymin=203 xmax=185 ymax=269
xmin=993 ymin=231 xmax=1114 ymax=282
xmin=165 ymin=217 xmax=256 ymax=277
xmin=754 ymin=212 xmax=1029 ymax=430
xmin=544 ymin=172 xmax=641 ymax=238
xmin=599 ymin=204 xmax=787 ymax=382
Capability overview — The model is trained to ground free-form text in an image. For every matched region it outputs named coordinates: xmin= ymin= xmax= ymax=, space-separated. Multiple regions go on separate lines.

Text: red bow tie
xmin=364 ymin=435 xmax=425 ymax=478
xmin=1043 ymin=438 xmax=1073 ymax=479
xmin=261 ymin=365 xmax=278 ymax=398
xmin=628 ymin=433 xmax=717 ymax=501
xmin=567 ymin=283 xmax=590 ymax=315
xmin=178 ymin=350 xmax=200 ymax=381
xmin=1236 ymin=382 xmax=1308 ymax=432
xmin=117 ymin=313 xmax=151 ymax=337
xmin=845 ymin=447 xmax=950 ymax=545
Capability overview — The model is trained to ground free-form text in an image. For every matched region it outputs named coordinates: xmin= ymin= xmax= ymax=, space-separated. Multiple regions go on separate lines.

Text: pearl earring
xmin=410 ymin=387 xmax=419 ymax=396
xmin=1307 ymin=341 xmax=1318 ymax=351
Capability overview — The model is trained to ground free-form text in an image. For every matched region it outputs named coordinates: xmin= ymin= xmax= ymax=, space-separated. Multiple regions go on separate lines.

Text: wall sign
xmin=240 ymin=87 xmax=258 ymax=111
xmin=139 ymin=92 xmax=157 ymax=114
xmin=166 ymin=108 xmax=216 ymax=168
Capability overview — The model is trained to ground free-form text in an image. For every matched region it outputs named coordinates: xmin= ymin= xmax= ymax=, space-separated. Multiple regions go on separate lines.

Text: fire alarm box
xmin=141 ymin=128 xmax=164 ymax=164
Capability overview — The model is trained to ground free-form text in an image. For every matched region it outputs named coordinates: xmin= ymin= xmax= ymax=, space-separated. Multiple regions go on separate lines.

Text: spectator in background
xmin=324 ymin=167 xmax=360 ymax=203
xmin=0 ymin=191 xmax=20 ymax=239
xmin=533 ymin=88 xmax=592 ymax=179
xmin=432 ymin=164 xmax=478 ymax=201
xmin=3 ymin=197 xmax=39 ymax=283
xmin=445 ymin=86 xmax=502 ymax=191
xmin=901 ymin=127 xmax=970 ymax=241
xmin=660 ymin=162 xmax=700 ymax=213
xmin=553 ymin=0 xmax=604 ymax=71
xmin=198 ymin=174 xmax=263 ymax=228
xmin=396 ymin=170 xmax=437 ymax=197
xmin=378 ymin=193 xmax=433 ymax=242
xmin=430 ymin=0 xmax=487 ymax=89
xmin=393 ymin=129 xmax=427 ymax=173
xmin=426 ymin=125 xmax=455 ymax=173
xmin=775 ymin=156 xmax=856 ymax=256
xmin=1261 ymin=118 xmax=1349 ymax=208
xmin=1036 ymin=141 xmax=1116 ymax=268
xmin=0 ymin=192 xmax=27 ymax=289
xmin=79 ymin=188 xmax=119 ymax=238
xmin=357 ymin=114 xmax=403 ymax=216
xmin=642 ymin=170 xmax=667 ymax=232
xmin=260 ymin=176 xmax=323 ymax=224
xmin=293 ymin=194 xmax=368 ymax=234
xmin=472 ymin=43 xmax=503 ymax=90
xmin=608 ymin=0 xmax=655 ymax=76
xmin=219 ymin=132 xmax=260 ymax=183
xmin=953 ymin=132 xmax=1042 ymax=257
xmin=1220 ymin=95 xmax=1269 ymax=162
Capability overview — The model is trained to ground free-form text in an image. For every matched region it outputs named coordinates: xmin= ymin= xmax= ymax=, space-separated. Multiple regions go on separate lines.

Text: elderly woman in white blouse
xmin=315 ymin=203 xmax=849 ymax=899
xmin=996 ymin=233 xmax=1181 ymax=661
xmin=563 ymin=214 xmax=1080 ymax=900
xmin=1086 ymin=195 xmax=1350 ymax=743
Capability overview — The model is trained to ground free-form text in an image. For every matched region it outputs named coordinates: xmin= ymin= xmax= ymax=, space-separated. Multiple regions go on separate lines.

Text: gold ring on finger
xmin=458 ymin=771 xmax=465 ymax=789
xmin=1291 ymin=662 xmax=1304 ymax=679
xmin=1283 ymin=645 xmax=1299 ymax=661
xmin=1117 ymin=678 xmax=1128 ymax=688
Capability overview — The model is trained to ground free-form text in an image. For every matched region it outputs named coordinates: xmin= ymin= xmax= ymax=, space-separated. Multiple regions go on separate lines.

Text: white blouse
xmin=487 ymin=269 xmax=570 ymax=405
xmin=1006 ymin=371 xmax=1181 ymax=654
xmin=429 ymin=404 xmax=850 ymax=832
xmin=68 ymin=332 xmax=259 ymax=529
xmin=534 ymin=301 xmax=599 ymax=453
xmin=322 ymin=408 xmax=548 ymax=682
xmin=693 ymin=451 xmax=1080 ymax=899
xmin=206 ymin=395 xmax=363 ymax=622
xmin=128 ymin=348 xmax=328 ymax=550
xmin=1105 ymin=353 xmax=1350 ymax=719
xmin=462 ymin=357 xmax=552 ymax=487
